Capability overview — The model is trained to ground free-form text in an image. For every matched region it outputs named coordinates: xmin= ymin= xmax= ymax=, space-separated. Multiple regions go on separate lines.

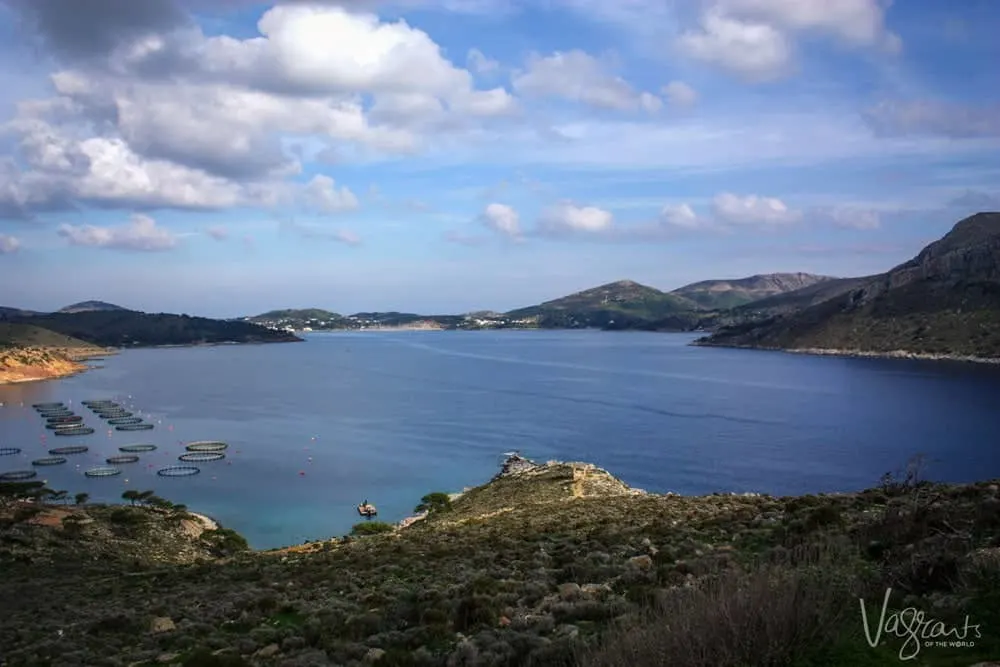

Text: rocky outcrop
xmin=0 ymin=346 xmax=90 ymax=384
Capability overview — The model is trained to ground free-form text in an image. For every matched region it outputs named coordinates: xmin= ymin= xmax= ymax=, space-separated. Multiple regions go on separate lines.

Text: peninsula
xmin=1 ymin=455 xmax=998 ymax=666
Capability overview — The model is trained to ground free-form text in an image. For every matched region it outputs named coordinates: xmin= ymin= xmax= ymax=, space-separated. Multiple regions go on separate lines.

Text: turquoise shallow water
xmin=2 ymin=330 xmax=999 ymax=549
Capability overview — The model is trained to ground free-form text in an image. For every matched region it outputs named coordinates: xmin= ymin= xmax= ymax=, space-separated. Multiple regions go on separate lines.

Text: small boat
xmin=357 ymin=502 xmax=377 ymax=517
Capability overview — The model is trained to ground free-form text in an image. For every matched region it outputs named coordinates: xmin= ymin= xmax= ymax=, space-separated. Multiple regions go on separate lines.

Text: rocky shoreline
xmin=0 ymin=346 xmax=113 ymax=385
xmin=694 ymin=341 xmax=1000 ymax=365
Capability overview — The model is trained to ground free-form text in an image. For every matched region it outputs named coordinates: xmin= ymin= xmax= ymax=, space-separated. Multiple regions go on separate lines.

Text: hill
xmin=505 ymin=280 xmax=701 ymax=329
xmin=18 ymin=310 xmax=302 ymax=347
xmin=250 ymin=308 xmax=344 ymax=322
xmin=1 ymin=456 xmax=999 ymax=666
xmin=57 ymin=300 xmax=131 ymax=313
xmin=0 ymin=323 xmax=109 ymax=384
xmin=0 ymin=306 xmax=40 ymax=319
xmin=671 ymin=273 xmax=835 ymax=310
xmin=697 ymin=212 xmax=1000 ymax=360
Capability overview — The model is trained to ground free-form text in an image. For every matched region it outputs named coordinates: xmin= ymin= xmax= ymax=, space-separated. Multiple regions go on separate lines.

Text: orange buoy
xmin=299 ymin=470 xmax=305 ymax=476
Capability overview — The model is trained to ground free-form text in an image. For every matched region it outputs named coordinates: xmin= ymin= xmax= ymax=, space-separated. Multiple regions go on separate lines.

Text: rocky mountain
xmin=697 ymin=212 xmax=1000 ymax=360
xmin=57 ymin=300 xmax=131 ymax=313
xmin=671 ymin=273 xmax=835 ymax=310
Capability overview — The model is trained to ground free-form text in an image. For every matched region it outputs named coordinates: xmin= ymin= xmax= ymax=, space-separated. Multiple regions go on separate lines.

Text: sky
xmin=0 ymin=0 xmax=998 ymax=317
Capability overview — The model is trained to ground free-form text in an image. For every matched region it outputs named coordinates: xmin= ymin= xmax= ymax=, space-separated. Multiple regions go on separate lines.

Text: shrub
xmin=351 ymin=521 xmax=395 ymax=536
xmin=415 ymin=492 xmax=453 ymax=515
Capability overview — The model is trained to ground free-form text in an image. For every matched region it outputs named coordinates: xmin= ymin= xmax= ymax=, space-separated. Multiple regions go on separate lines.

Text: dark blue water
xmin=2 ymin=331 xmax=999 ymax=549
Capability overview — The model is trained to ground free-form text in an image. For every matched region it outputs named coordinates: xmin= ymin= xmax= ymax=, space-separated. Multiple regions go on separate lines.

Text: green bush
xmin=351 ymin=521 xmax=395 ymax=536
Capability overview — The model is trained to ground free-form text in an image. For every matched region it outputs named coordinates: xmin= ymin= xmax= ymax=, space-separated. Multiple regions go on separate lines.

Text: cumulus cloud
xmin=0 ymin=3 xmax=516 ymax=218
xmin=281 ymin=219 xmax=361 ymax=246
xmin=716 ymin=0 xmax=900 ymax=50
xmin=659 ymin=203 xmax=705 ymax=229
xmin=0 ymin=234 xmax=21 ymax=254
xmin=677 ymin=10 xmax=793 ymax=81
xmin=862 ymin=101 xmax=1000 ymax=139
xmin=537 ymin=202 xmax=614 ymax=235
xmin=57 ymin=213 xmax=179 ymax=251
xmin=512 ymin=50 xmax=659 ymax=111
xmin=467 ymin=48 xmax=500 ymax=75
xmin=302 ymin=174 xmax=360 ymax=213
xmin=712 ymin=192 xmax=802 ymax=227
xmin=480 ymin=203 xmax=522 ymax=239
xmin=662 ymin=81 xmax=699 ymax=107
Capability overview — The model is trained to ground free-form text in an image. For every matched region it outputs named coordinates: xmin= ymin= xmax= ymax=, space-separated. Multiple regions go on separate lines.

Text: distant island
xmin=244 ymin=212 xmax=1000 ymax=363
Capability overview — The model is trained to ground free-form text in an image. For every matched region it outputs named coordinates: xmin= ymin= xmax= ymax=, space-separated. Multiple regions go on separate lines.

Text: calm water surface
xmin=2 ymin=331 xmax=999 ymax=549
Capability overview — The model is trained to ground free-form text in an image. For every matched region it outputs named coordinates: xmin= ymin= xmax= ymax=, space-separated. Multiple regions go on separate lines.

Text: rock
xmin=255 ymin=643 xmax=280 ymax=659
xmin=581 ymin=583 xmax=610 ymax=597
xmin=986 ymin=484 xmax=998 ymax=495
xmin=156 ymin=654 xmax=179 ymax=664
xmin=555 ymin=624 xmax=580 ymax=639
xmin=629 ymin=554 xmax=653 ymax=570
xmin=498 ymin=615 xmax=511 ymax=627
xmin=364 ymin=648 xmax=386 ymax=663
xmin=558 ymin=582 xmax=581 ymax=600
xmin=149 ymin=617 xmax=175 ymax=634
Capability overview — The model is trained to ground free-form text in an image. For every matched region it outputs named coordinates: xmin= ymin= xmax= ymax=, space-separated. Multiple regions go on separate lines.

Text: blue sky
xmin=0 ymin=0 xmax=998 ymax=316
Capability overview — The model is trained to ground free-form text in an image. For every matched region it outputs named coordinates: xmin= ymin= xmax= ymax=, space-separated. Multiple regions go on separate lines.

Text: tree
xmin=49 ymin=490 xmax=68 ymax=505
xmin=74 ymin=492 xmax=89 ymax=506
xmin=137 ymin=490 xmax=156 ymax=505
xmin=414 ymin=492 xmax=453 ymax=515
xmin=122 ymin=490 xmax=141 ymax=506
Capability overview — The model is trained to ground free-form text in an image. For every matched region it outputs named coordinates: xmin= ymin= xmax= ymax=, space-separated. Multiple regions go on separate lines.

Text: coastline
xmin=692 ymin=341 xmax=1000 ymax=365
xmin=0 ymin=346 xmax=114 ymax=385
xmin=397 ymin=489 xmax=470 ymax=530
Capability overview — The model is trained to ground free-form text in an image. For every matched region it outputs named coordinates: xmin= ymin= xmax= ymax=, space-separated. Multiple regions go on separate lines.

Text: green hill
xmin=251 ymin=308 xmax=344 ymax=322
xmin=505 ymin=280 xmax=701 ymax=329
xmin=1 ymin=457 xmax=999 ymax=666
xmin=697 ymin=212 xmax=1000 ymax=360
xmin=0 ymin=322 xmax=100 ymax=351
xmin=57 ymin=300 xmax=131 ymax=314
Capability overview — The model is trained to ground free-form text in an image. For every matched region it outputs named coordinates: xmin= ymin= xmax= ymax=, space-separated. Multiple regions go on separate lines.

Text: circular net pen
xmin=116 ymin=424 xmax=153 ymax=432
xmin=99 ymin=411 xmax=133 ymax=420
xmin=84 ymin=466 xmax=122 ymax=478
xmin=106 ymin=455 xmax=140 ymax=465
xmin=54 ymin=427 xmax=95 ymax=436
xmin=108 ymin=417 xmax=142 ymax=425
xmin=38 ymin=410 xmax=74 ymax=418
xmin=33 ymin=402 xmax=64 ymax=410
xmin=49 ymin=446 xmax=89 ymax=455
xmin=179 ymin=452 xmax=226 ymax=462
xmin=185 ymin=441 xmax=228 ymax=452
xmin=83 ymin=400 xmax=118 ymax=407
xmin=157 ymin=465 xmax=200 ymax=477
xmin=119 ymin=444 xmax=157 ymax=453
xmin=32 ymin=457 xmax=67 ymax=466
xmin=46 ymin=422 xmax=87 ymax=430
xmin=0 ymin=470 xmax=37 ymax=481
xmin=46 ymin=416 xmax=83 ymax=424
xmin=0 ymin=447 xmax=21 ymax=456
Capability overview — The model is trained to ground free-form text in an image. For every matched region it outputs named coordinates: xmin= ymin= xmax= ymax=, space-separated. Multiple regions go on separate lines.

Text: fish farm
xmin=0 ymin=470 xmax=37 ymax=481
xmin=46 ymin=415 xmax=83 ymax=424
xmin=107 ymin=417 xmax=142 ymax=426
xmin=179 ymin=452 xmax=226 ymax=462
xmin=49 ymin=446 xmax=89 ymax=455
xmin=116 ymin=424 xmax=154 ymax=431
xmin=32 ymin=457 xmax=67 ymax=466
xmin=46 ymin=422 xmax=84 ymax=430
xmin=32 ymin=403 xmax=64 ymax=410
xmin=99 ymin=412 xmax=133 ymax=419
xmin=157 ymin=466 xmax=200 ymax=477
xmin=54 ymin=427 xmax=95 ymax=436
xmin=106 ymin=455 xmax=140 ymax=464
xmin=38 ymin=409 xmax=74 ymax=418
xmin=119 ymin=444 xmax=157 ymax=453
xmin=185 ymin=441 xmax=228 ymax=452
xmin=84 ymin=466 xmax=122 ymax=478
xmin=0 ymin=447 xmax=20 ymax=456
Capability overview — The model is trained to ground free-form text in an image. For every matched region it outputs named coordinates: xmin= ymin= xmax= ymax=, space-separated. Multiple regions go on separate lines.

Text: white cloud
xmin=716 ymin=0 xmax=900 ymax=50
xmin=0 ymin=234 xmax=20 ymax=254
xmin=467 ymin=48 xmax=500 ymax=75
xmin=678 ymin=9 xmax=793 ymax=81
xmin=659 ymin=203 xmax=704 ymax=229
xmin=302 ymin=174 xmax=360 ymax=213
xmin=281 ymin=218 xmax=362 ymax=246
xmin=812 ymin=206 xmax=881 ymax=230
xmin=862 ymin=100 xmax=1000 ymax=139
xmin=480 ymin=202 xmax=522 ymax=239
xmin=512 ymin=50 xmax=657 ymax=111
xmin=57 ymin=213 xmax=179 ymax=251
xmin=662 ymin=81 xmax=699 ymax=107
xmin=538 ymin=202 xmax=615 ymax=234
xmin=206 ymin=225 xmax=229 ymax=241
xmin=712 ymin=192 xmax=802 ymax=226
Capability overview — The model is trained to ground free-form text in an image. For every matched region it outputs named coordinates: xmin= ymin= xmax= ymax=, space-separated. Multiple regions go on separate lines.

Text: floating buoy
xmin=299 ymin=471 xmax=305 ymax=476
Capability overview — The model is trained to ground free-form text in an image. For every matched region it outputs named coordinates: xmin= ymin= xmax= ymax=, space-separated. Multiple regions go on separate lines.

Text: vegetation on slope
xmin=670 ymin=273 xmax=836 ymax=310
xmin=0 ymin=323 xmax=107 ymax=383
xmin=698 ymin=212 xmax=1000 ymax=359
xmin=1 ymin=458 xmax=998 ymax=667
xmin=16 ymin=310 xmax=302 ymax=347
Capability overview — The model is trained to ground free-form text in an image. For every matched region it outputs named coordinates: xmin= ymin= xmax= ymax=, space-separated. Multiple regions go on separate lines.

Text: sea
xmin=2 ymin=330 xmax=999 ymax=550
